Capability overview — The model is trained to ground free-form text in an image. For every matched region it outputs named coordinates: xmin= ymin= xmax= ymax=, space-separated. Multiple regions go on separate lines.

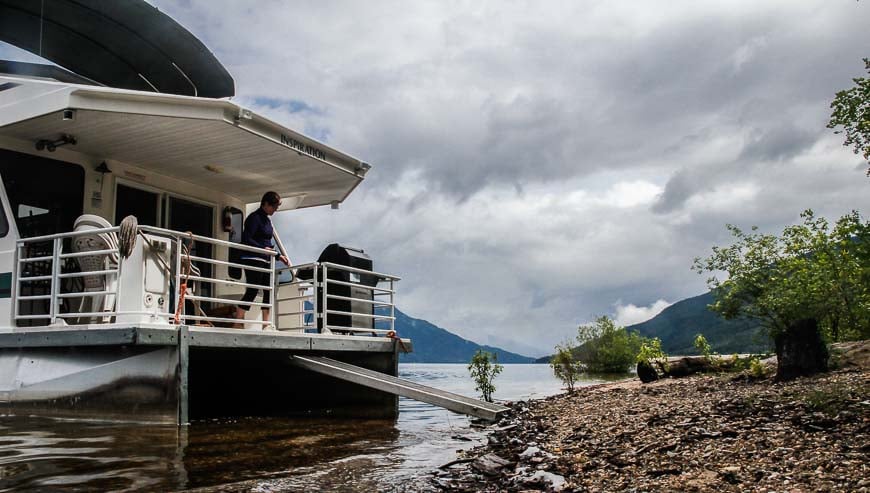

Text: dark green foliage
xmin=694 ymin=210 xmax=870 ymax=344
xmin=576 ymin=316 xmax=644 ymax=374
xmin=828 ymin=58 xmax=870 ymax=176
xmin=694 ymin=210 xmax=870 ymax=380
xmin=533 ymin=293 xmax=769 ymax=363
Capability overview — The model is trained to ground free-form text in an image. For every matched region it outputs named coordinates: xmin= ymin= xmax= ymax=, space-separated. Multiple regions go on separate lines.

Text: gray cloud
xmin=136 ymin=1 xmax=870 ymax=355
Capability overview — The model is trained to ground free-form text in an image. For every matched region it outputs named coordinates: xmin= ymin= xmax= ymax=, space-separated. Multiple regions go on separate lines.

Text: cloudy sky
xmin=5 ymin=0 xmax=869 ymax=356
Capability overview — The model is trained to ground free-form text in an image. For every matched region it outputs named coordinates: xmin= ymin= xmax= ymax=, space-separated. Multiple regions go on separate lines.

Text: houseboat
xmin=0 ymin=0 xmax=505 ymax=424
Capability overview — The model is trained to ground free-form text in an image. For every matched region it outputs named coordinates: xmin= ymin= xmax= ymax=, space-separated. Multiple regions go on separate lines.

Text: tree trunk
xmin=636 ymin=360 xmax=659 ymax=383
xmin=774 ymin=318 xmax=828 ymax=381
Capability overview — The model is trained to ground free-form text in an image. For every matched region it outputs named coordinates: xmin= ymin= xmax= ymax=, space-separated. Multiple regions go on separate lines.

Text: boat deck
xmin=0 ymin=324 xmax=412 ymax=353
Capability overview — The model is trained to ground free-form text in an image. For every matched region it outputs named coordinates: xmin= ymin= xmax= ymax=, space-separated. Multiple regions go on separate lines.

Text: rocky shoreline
xmin=431 ymin=343 xmax=869 ymax=492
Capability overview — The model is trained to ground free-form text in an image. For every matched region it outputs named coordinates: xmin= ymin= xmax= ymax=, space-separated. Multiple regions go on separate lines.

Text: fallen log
xmin=662 ymin=355 xmax=744 ymax=378
xmin=664 ymin=356 xmax=716 ymax=378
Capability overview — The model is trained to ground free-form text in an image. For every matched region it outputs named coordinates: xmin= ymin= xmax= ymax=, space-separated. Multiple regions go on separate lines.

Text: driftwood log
xmin=664 ymin=356 xmax=721 ymax=378
xmin=645 ymin=356 xmax=745 ymax=380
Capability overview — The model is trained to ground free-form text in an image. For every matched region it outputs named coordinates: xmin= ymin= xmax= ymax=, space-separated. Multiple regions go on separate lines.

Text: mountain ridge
xmin=534 ymin=291 xmax=771 ymax=363
xmin=393 ymin=309 xmax=536 ymax=363
xmin=627 ymin=291 xmax=770 ymax=355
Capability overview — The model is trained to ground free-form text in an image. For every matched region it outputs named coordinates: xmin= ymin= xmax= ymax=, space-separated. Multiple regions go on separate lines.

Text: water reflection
xmin=0 ymin=364 xmax=600 ymax=491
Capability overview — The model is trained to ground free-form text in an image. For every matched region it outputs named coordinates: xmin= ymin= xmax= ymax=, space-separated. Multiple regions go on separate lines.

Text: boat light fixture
xmin=95 ymin=161 xmax=111 ymax=174
xmin=331 ymin=200 xmax=340 ymax=210
xmin=62 ymin=109 xmax=76 ymax=121
xmin=356 ymin=162 xmax=371 ymax=175
xmin=236 ymin=108 xmax=253 ymax=121
xmin=94 ymin=161 xmax=112 ymax=199
xmin=35 ymin=134 xmax=77 ymax=152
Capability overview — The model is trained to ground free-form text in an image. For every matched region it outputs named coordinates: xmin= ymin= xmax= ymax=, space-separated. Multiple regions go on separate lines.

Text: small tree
xmin=636 ymin=337 xmax=668 ymax=383
xmin=550 ymin=342 xmax=584 ymax=392
xmin=828 ymin=58 xmax=870 ymax=176
xmin=694 ymin=334 xmax=713 ymax=362
xmin=693 ymin=209 xmax=870 ymax=380
xmin=576 ymin=316 xmax=644 ymax=373
xmin=468 ymin=350 xmax=503 ymax=402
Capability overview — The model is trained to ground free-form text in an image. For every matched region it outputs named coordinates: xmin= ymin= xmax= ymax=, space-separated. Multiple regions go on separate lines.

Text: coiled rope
xmin=119 ymin=215 xmax=138 ymax=259
xmin=120 ymin=216 xmax=204 ymax=325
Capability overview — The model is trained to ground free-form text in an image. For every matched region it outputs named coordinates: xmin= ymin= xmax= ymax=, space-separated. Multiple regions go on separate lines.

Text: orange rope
xmin=386 ymin=330 xmax=409 ymax=353
xmin=174 ymin=232 xmax=194 ymax=325
xmin=174 ymin=283 xmax=187 ymax=324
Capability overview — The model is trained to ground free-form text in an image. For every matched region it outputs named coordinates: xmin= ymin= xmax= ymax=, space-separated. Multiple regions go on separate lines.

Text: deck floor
xmin=0 ymin=324 xmax=412 ymax=353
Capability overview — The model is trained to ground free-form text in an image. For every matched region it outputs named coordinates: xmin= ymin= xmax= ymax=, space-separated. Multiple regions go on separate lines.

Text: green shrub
xmin=550 ymin=342 xmax=584 ymax=392
xmin=749 ymin=357 xmax=767 ymax=378
xmin=577 ymin=316 xmax=644 ymax=374
xmin=636 ymin=337 xmax=669 ymax=373
xmin=694 ymin=334 xmax=712 ymax=360
xmin=468 ymin=350 xmax=503 ymax=402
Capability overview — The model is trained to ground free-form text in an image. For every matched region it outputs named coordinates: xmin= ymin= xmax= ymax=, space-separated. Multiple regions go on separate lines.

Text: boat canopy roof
xmin=0 ymin=0 xmax=234 ymax=98
xmin=0 ymin=77 xmax=368 ymax=208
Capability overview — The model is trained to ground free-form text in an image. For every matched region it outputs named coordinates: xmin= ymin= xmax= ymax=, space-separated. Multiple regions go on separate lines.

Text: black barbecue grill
xmin=297 ymin=243 xmax=379 ymax=332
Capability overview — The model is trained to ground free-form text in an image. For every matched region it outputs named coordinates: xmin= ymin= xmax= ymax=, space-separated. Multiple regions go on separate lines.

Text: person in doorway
xmin=235 ymin=191 xmax=290 ymax=329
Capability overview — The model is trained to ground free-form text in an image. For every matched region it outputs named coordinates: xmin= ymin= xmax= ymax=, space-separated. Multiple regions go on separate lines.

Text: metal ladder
xmin=289 ymin=355 xmax=509 ymax=421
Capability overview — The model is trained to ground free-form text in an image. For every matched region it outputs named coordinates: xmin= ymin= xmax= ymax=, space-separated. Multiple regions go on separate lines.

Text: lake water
xmin=0 ymin=364 xmax=615 ymax=492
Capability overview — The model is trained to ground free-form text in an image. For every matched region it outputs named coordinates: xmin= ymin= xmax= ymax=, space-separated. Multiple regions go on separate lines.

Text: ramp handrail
xmin=289 ymin=355 xmax=508 ymax=421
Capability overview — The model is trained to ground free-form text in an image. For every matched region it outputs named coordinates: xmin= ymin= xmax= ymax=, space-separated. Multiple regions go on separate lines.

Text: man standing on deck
xmin=235 ymin=191 xmax=290 ymax=329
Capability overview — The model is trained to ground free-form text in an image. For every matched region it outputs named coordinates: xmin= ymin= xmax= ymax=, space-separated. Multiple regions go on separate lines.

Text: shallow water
xmin=0 ymin=364 xmax=612 ymax=492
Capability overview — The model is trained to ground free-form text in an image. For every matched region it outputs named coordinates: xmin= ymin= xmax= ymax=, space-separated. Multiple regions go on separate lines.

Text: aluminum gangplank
xmin=289 ymin=355 xmax=509 ymax=421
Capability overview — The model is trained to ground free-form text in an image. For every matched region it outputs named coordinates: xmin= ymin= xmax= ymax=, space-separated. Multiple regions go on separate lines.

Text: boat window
xmin=0 ymin=149 xmax=84 ymax=238
xmin=18 ymin=205 xmax=50 ymax=218
xmin=168 ymin=196 xmax=214 ymax=298
xmin=225 ymin=206 xmax=243 ymax=280
xmin=115 ymin=183 xmax=160 ymax=226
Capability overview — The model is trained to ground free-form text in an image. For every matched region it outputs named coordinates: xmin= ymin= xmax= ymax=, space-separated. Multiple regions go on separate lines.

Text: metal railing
xmin=12 ymin=225 xmax=401 ymax=337
xmin=137 ymin=225 xmax=277 ymax=329
xmin=14 ymin=227 xmax=122 ymax=325
xmin=12 ymin=225 xmax=277 ymax=328
xmin=274 ymin=262 xmax=400 ymax=336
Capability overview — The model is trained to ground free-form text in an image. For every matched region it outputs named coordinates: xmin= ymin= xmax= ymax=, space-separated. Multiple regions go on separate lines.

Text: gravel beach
xmin=432 ymin=342 xmax=870 ymax=492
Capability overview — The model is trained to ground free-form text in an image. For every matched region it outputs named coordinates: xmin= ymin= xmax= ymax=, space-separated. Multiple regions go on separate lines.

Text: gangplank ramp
xmin=289 ymin=355 xmax=509 ymax=421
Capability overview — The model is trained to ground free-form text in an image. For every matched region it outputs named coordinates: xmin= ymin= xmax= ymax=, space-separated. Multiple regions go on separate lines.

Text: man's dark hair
xmin=261 ymin=191 xmax=281 ymax=207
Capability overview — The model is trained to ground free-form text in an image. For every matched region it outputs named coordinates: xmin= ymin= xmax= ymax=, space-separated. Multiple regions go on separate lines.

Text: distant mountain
xmin=534 ymin=291 xmax=771 ymax=363
xmin=392 ymin=309 xmax=536 ymax=363
xmin=627 ymin=291 xmax=770 ymax=355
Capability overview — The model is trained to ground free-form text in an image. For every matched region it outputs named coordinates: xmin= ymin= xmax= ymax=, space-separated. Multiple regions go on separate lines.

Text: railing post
xmin=321 ymin=264 xmax=328 ymax=333
xmin=311 ymin=263 xmax=318 ymax=330
xmin=269 ymin=255 xmax=276 ymax=329
xmin=49 ymin=238 xmax=60 ymax=325
xmin=174 ymin=237 xmax=183 ymax=325
xmin=390 ymin=278 xmax=396 ymax=334
xmin=114 ymin=248 xmax=123 ymax=322
xmin=11 ymin=243 xmax=20 ymax=325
